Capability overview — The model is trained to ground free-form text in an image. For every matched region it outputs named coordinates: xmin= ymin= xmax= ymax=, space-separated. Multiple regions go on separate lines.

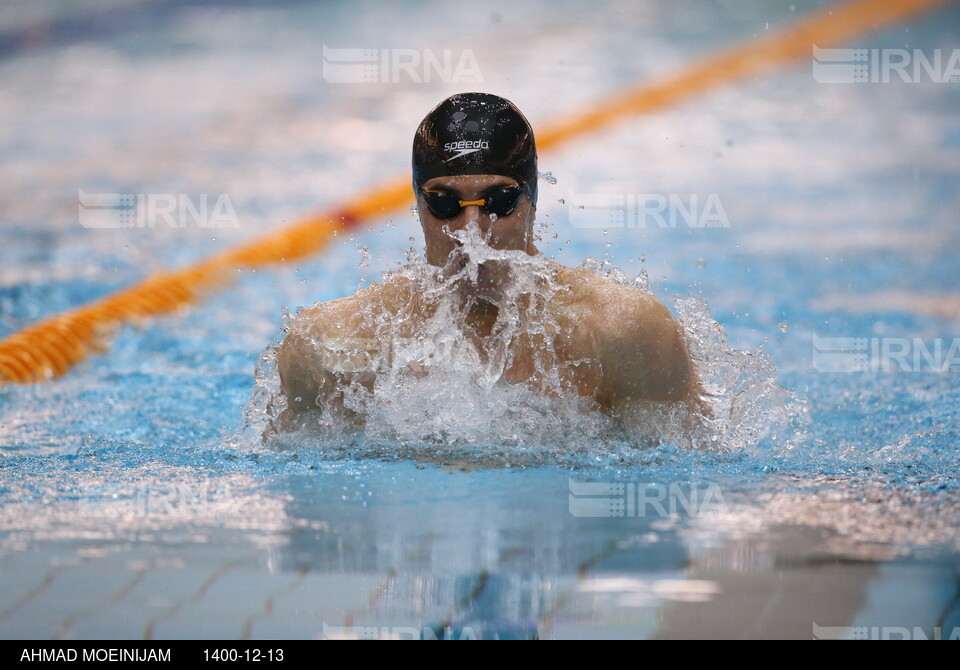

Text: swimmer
xmin=276 ymin=92 xmax=703 ymax=431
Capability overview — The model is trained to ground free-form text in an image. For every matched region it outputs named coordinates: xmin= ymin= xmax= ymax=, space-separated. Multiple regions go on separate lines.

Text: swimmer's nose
xmin=462 ymin=205 xmax=493 ymax=234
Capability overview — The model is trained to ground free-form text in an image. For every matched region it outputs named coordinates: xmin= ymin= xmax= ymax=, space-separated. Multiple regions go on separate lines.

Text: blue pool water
xmin=1 ymin=0 xmax=959 ymax=639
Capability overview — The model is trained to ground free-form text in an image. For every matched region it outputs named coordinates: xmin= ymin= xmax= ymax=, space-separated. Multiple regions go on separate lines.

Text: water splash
xmin=242 ymin=226 xmax=802 ymax=463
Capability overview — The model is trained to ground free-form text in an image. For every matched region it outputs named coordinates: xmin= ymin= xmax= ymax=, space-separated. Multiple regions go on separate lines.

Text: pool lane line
xmin=0 ymin=0 xmax=949 ymax=384
xmin=341 ymin=566 xmax=401 ymax=631
xmin=141 ymin=558 xmax=245 ymax=640
xmin=0 ymin=562 xmax=71 ymax=626
xmin=435 ymin=568 xmax=491 ymax=634
xmin=534 ymin=537 xmax=627 ymax=639
xmin=536 ymin=0 xmax=953 ymax=152
xmin=239 ymin=569 xmax=308 ymax=640
xmin=52 ymin=564 xmax=149 ymax=640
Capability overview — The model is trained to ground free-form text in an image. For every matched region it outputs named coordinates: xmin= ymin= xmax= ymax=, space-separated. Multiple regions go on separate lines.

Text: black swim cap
xmin=412 ymin=92 xmax=538 ymax=206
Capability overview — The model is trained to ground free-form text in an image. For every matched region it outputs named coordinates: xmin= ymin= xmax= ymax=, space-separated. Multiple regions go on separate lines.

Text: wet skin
xmin=277 ymin=175 xmax=702 ymax=427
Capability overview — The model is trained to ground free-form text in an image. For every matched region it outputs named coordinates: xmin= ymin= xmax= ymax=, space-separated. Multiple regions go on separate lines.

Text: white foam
xmin=243 ymin=227 xmax=801 ymax=461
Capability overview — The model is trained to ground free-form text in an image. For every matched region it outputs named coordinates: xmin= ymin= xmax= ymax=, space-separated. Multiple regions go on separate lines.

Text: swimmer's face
xmin=417 ymin=174 xmax=537 ymax=275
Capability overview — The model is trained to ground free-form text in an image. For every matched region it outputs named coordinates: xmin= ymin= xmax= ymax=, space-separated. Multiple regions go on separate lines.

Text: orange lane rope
xmin=0 ymin=0 xmax=948 ymax=383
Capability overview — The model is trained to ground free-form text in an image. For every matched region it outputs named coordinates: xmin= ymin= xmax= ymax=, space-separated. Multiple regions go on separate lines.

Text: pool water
xmin=1 ymin=0 xmax=959 ymax=639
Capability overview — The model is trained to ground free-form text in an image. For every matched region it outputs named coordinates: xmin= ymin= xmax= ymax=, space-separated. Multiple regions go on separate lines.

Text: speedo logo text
xmin=444 ymin=139 xmax=489 ymax=161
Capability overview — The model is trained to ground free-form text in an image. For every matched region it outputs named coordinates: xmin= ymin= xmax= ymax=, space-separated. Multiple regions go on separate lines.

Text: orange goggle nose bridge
xmin=420 ymin=186 xmax=526 ymax=220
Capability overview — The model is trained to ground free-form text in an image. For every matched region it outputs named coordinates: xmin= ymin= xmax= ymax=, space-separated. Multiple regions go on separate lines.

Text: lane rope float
xmin=0 ymin=0 xmax=947 ymax=383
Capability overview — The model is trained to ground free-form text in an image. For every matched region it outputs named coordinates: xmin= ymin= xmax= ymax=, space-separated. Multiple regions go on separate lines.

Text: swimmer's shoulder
xmin=289 ymin=272 xmax=419 ymax=339
xmin=548 ymin=261 xmax=689 ymax=386
xmin=548 ymin=262 xmax=668 ymax=319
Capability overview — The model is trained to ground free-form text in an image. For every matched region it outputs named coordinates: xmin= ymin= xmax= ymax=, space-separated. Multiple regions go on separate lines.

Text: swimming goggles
xmin=419 ymin=185 xmax=526 ymax=220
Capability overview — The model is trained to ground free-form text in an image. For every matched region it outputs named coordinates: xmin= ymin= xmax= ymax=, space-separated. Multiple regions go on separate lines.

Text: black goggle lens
xmin=422 ymin=186 xmax=524 ymax=220
xmin=422 ymin=191 xmax=461 ymax=219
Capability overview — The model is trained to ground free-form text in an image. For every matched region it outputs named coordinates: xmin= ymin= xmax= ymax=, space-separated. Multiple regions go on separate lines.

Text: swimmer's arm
xmin=276 ymin=330 xmax=338 ymax=416
xmin=275 ymin=299 xmax=377 ymax=421
xmin=594 ymin=291 xmax=701 ymax=408
xmin=275 ymin=276 xmax=418 ymax=426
